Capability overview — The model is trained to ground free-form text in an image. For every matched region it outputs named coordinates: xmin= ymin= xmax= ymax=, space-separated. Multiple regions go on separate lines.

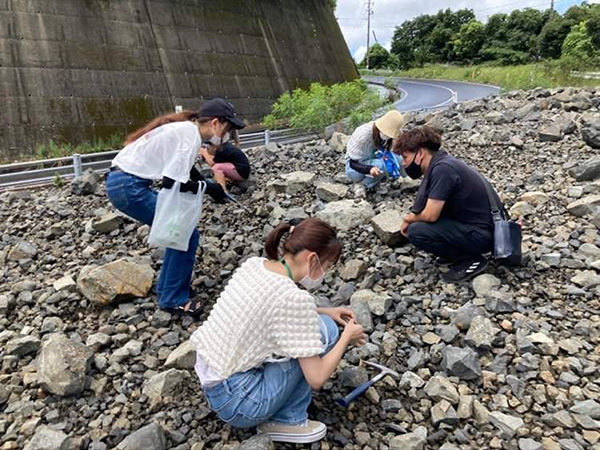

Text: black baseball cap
xmin=199 ymin=98 xmax=245 ymax=129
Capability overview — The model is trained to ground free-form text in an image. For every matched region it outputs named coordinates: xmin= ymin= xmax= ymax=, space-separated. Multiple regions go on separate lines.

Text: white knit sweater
xmin=345 ymin=121 xmax=376 ymax=161
xmin=190 ymin=257 xmax=324 ymax=379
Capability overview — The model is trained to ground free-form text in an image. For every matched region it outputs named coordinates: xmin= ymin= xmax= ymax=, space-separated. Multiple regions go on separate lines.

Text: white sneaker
xmin=353 ymin=184 xmax=367 ymax=198
xmin=257 ymin=420 xmax=327 ymax=444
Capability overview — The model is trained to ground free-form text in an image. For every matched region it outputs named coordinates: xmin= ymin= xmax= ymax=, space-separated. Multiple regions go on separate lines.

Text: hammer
xmin=337 ymin=361 xmax=400 ymax=407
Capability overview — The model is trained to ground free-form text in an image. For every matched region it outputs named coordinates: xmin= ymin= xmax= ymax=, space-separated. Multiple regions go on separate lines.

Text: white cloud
xmin=336 ymin=0 xmax=584 ymax=57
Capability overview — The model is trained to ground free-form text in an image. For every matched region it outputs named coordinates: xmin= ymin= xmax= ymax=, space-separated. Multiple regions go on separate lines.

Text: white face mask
xmin=380 ymin=131 xmax=391 ymax=142
xmin=207 ymin=122 xmax=230 ymax=146
xmin=299 ymin=254 xmax=324 ymax=290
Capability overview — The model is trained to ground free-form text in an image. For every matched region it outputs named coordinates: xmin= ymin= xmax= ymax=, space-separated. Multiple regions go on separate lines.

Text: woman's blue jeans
xmin=203 ymin=315 xmax=340 ymax=428
xmin=105 ymin=170 xmax=199 ymax=308
xmin=345 ymin=154 xmax=403 ymax=189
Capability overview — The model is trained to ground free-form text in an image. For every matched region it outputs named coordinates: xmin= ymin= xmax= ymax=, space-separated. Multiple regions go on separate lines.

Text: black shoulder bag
xmin=481 ymin=176 xmax=523 ymax=266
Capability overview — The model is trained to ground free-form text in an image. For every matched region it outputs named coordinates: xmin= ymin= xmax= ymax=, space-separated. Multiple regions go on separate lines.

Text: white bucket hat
xmin=375 ymin=110 xmax=404 ymax=139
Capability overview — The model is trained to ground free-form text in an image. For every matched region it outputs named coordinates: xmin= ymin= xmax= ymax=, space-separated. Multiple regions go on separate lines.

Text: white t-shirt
xmin=112 ymin=121 xmax=202 ymax=183
xmin=345 ymin=121 xmax=376 ymax=162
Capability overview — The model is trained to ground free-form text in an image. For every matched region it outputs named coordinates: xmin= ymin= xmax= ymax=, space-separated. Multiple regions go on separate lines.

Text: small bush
xmin=262 ymin=80 xmax=387 ymax=131
xmin=35 ymin=134 xmax=123 ymax=160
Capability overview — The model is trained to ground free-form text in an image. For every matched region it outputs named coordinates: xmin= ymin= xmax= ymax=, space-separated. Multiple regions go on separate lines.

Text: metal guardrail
xmin=0 ymin=128 xmax=320 ymax=191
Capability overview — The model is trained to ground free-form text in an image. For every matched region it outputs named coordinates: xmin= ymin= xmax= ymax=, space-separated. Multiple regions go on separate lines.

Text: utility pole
xmin=550 ymin=0 xmax=555 ymax=15
xmin=366 ymin=0 xmax=372 ymax=69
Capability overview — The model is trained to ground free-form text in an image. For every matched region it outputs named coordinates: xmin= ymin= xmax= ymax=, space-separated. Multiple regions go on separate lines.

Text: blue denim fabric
xmin=105 ymin=170 xmax=199 ymax=308
xmin=345 ymin=153 xmax=403 ymax=189
xmin=203 ymin=314 xmax=340 ymax=428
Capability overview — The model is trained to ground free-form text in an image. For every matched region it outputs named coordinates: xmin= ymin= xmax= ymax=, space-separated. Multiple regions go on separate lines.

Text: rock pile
xmin=0 ymin=86 xmax=599 ymax=449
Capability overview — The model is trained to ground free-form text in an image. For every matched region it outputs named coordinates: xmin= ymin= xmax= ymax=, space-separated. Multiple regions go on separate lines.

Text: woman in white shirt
xmin=345 ymin=110 xmax=405 ymax=196
xmin=191 ymin=218 xmax=366 ymax=444
xmin=106 ymin=98 xmax=245 ymax=317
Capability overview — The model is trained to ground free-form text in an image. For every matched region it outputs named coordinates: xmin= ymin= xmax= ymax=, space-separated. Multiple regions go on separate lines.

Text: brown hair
xmin=265 ymin=218 xmax=342 ymax=264
xmin=124 ymin=110 xmax=233 ymax=145
xmin=372 ymin=123 xmax=392 ymax=150
xmin=393 ymin=126 xmax=442 ymax=154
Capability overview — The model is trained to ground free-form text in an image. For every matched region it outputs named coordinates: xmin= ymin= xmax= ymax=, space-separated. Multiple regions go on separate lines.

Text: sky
xmin=336 ymin=0 xmax=589 ymax=62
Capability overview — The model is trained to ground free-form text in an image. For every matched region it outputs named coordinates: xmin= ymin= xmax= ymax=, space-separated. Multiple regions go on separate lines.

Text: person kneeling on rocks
xmin=199 ymin=137 xmax=251 ymax=193
xmin=345 ymin=110 xmax=405 ymax=197
xmin=191 ymin=218 xmax=366 ymax=444
xmin=394 ymin=126 xmax=501 ymax=283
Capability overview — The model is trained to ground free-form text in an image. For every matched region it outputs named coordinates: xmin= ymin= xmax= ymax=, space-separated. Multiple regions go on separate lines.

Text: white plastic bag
xmin=148 ymin=181 xmax=206 ymax=251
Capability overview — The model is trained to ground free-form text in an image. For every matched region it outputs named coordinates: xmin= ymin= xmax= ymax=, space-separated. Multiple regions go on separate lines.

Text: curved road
xmin=364 ymin=76 xmax=500 ymax=112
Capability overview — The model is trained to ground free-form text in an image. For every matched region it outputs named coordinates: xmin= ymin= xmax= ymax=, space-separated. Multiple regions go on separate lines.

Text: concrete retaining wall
xmin=0 ymin=0 xmax=358 ymax=160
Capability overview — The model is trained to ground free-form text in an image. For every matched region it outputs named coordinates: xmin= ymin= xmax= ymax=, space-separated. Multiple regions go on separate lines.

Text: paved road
xmin=364 ymin=76 xmax=500 ymax=112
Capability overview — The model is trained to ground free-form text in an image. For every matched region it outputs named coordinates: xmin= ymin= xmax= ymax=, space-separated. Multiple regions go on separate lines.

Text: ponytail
xmin=264 ymin=218 xmax=342 ymax=264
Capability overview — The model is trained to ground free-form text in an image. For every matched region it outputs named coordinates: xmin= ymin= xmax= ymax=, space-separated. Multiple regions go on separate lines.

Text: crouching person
xmin=190 ymin=218 xmax=366 ymax=444
xmin=394 ymin=126 xmax=499 ymax=283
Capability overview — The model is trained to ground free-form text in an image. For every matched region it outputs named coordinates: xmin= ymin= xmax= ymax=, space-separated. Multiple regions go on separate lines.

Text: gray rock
xmin=431 ymin=399 xmax=459 ymax=426
xmin=92 ymin=212 xmax=124 ymax=233
xmin=235 ymin=434 xmax=274 ymax=450
xmin=457 ymin=395 xmax=474 ymax=419
xmin=489 ymin=411 xmax=524 ymax=438
xmin=441 ymin=346 xmax=481 ymax=380
xmin=557 ymin=439 xmax=584 ymax=450
xmin=542 ymin=410 xmax=576 ymax=428
xmin=484 ymin=291 xmax=516 ymax=313
xmin=399 ymin=371 xmax=425 ymax=390
xmin=71 ymin=170 xmax=99 ymax=195
xmin=165 ymin=341 xmax=196 ymax=370
xmin=329 ymin=132 xmax=350 ymax=153
xmin=316 ymin=182 xmax=348 ymax=202
xmin=582 ymin=120 xmax=600 ymax=149
xmin=338 ymin=366 xmax=369 ymax=388
xmin=53 ymin=275 xmax=76 ymax=292
xmin=38 ymin=333 xmax=93 ymax=396
xmin=116 ymin=423 xmax=166 ymax=450
xmin=571 ymin=271 xmax=600 ymax=288
xmin=349 ymin=298 xmax=374 ymax=333
xmin=569 ymin=157 xmax=600 ymax=182
xmin=23 ymin=427 xmax=70 ymax=450
xmin=8 ymin=241 xmax=38 ymax=261
xmin=473 ymin=399 xmax=490 ymax=424
xmin=7 ymin=335 xmax=41 ymax=357
xmin=539 ymin=124 xmax=563 ymax=142
xmin=435 ymin=324 xmax=460 ymax=343
xmin=340 ymin=259 xmax=368 ymax=281
xmin=280 ymin=171 xmax=316 ymax=194
xmin=465 ymin=316 xmax=497 ymax=351
xmin=567 ymin=195 xmax=600 ymax=217
xmin=570 ymin=399 xmax=600 ymax=419
xmin=518 ymin=438 xmax=543 ymax=450
xmin=350 ymin=289 xmax=391 ymax=316
xmin=142 ymin=368 xmax=186 ymax=400
xmin=389 ymin=426 xmax=427 ymax=450
xmin=472 ymin=274 xmax=501 ymax=297
xmin=451 ymin=302 xmax=484 ymax=330
xmin=370 ymin=209 xmax=404 ymax=246
xmin=423 ymin=375 xmax=459 ymax=404
xmin=315 ymin=200 xmax=375 ymax=231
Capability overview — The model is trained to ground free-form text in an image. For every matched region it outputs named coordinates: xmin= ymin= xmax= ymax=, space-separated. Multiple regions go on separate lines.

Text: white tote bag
xmin=148 ymin=181 xmax=206 ymax=251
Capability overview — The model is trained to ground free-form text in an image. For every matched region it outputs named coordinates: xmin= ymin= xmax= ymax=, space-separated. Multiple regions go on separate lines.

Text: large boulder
xmin=142 ymin=368 xmax=186 ymax=400
xmin=37 ymin=334 xmax=93 ymax=396
xmin=24 ymin=427 xmax=70 ymax=450
xmin=567 ymin=195 xmax=600 ymax=217
xmin=71 ymin=169 xmax=100 ymax=195
xmin=92 ymin=212 xmax=124 ymax=233
xmin=279 ymin=171 xmax=316 ymax=194
xmin=165 ymin=341 xmax=196 ymax=370
xmin=316 ymin=200 xmax=375 ymax=231
xmin=316 ymin=182 xmax=348 ymax=202
xmin=569 ymin=157 xmax=600 ymax=182
xmin=116 ymin=423 xmax=166 ymax=450
xmin=77 ymin=258 xmax=155 ymax=306
xmin=371 ymin=209 xmax=404 ymax=246
xmin=582 ymin=119 xmax=600 ymax=149
xmin=350 ymin=289 xmax=391 ymax=316
xmin=538 ymin=124 xmax=563 ymax=142
xmin=329 ymin=132 xmax=350 ymax=153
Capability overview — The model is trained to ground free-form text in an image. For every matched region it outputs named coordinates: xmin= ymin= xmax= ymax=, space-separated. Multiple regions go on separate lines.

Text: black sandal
xmin=160 ymin=297 xmax=203 ymax=319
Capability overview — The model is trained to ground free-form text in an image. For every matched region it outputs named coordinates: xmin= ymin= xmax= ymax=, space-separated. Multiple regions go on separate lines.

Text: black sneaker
xmin=442 ymin=256 xmax=488 ymax=283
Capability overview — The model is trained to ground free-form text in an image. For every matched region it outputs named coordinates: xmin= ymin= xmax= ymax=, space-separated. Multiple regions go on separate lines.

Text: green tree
xmin=562 ymin=22 xmax=595 ymax=61
xmin=585 ymin=6 xmax=600 ymax=48
xmin=452 ymin=20 xmax=485 ymax=63
xmin=538 ymin=16 xmax=574 ymax=59
xmin=362 ymin=43 xmax=390 ymax=69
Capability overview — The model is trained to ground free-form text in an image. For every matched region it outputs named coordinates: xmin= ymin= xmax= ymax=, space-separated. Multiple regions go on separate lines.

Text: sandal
xmin=160 ymin=297 xmax=203 ymax=319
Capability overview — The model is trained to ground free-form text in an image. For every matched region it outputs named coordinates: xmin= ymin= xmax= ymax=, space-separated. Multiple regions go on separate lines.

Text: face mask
xmin=405 ymin=150 xmax=423 ymax=179
xmin=207 ymin=121 xmax=229 ymax=146
xmin=380 ymin=132 xmax=391 ymax=142
xmin=299 ymin=255 xmax=324 ymax=290
xmin=221 ymin=131 xmax=231 ymax=144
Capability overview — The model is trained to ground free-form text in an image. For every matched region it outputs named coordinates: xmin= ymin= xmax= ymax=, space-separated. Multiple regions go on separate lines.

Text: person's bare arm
xmin=299 ymin=320 xmax=365 ymax=390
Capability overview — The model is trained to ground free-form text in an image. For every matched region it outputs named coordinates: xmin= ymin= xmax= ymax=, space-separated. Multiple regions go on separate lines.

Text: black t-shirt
xmin=426 ymin=155 xmax=493 ymax=231
xmin=213 ymin=143 xmax=251 ymax=179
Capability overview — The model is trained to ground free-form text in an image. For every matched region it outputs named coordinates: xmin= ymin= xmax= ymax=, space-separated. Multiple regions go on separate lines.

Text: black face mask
xmin=405 ymin=151 xmax=423 ymax=179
